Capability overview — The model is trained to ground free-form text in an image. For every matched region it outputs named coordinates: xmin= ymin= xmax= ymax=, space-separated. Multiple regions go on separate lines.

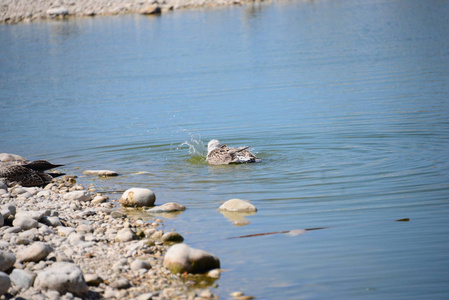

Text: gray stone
xmin=2 ymin=204 xmax=16 ymax=216
xmin=147 ymin=202 xmax=186 ymax=213
xmin=16 ymin=210 xmax=49 ymax=220
xmin=0 ymin=272 xmax=11 ymax=295
xmin=34 ymin=262 xmax=88 ymax=296
xmin=10 ymin=269 xmax=37 ymax=289
xmin=13 ymin=215 xmax=38 ymax=230
xmin=119 ymin=188 xmax=156 ymax=207
xmin=0 ymin=250 xmax=16 ymax=271
xmin=218 ymin=198 xmax=257 ymax=212
xmin=63 ymin=191 xmax=92 ymax=202
xmin=130 ymin=259 xmax=152 ymax=271
xmin=0 ymin=214 xmax=3 ymax=227
xmin=17 ymin=242 xmax=52 ymax=262
xmin=163 ymin=243 xmax=220 ymax=274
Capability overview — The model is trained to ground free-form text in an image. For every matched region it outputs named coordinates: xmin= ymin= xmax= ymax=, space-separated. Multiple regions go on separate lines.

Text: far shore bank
xmin=0 ymin=0 xmax=273 ymax=24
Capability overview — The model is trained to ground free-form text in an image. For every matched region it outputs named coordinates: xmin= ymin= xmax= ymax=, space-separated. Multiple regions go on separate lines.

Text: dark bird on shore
xmin=206 ymin=139 xmax=260 ymax=165
xmin=0 ymin=159 xmax=65 ymax=187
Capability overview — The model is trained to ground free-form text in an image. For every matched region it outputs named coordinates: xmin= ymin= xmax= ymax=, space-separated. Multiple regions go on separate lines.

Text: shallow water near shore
xmin=1 ymin=0 xmax=449 ymax=298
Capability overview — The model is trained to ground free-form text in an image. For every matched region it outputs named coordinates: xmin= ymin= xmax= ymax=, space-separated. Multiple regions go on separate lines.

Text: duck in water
xmin=0 ymin=155 xmax=64 ymax=187
xmin=206 ymin=139 xmax=260 ymax=165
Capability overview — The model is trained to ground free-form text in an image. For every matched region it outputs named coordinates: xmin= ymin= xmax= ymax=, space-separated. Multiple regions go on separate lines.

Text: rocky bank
xmin=0 ymin=175 xmax=223 ymax=300
xmin=0 ymin=0 xmax=266 ymax=24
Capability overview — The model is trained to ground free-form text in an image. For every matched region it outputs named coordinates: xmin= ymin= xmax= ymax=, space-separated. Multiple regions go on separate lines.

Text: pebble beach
xmin=0 ymin=0 xmax=263 ymax=24
xmin=0 ymin=166 xmax=228 ymax=299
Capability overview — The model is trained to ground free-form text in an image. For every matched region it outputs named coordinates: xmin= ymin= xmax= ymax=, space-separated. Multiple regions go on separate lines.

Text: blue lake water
xmin=1 ymin=0 xmax=449 ymax=299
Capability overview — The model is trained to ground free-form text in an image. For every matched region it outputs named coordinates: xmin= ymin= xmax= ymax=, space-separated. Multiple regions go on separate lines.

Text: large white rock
xmin=0 ymin=251 xmax=16 ymax=272
xmin=163 ymin=244 xmax=220 ymax=274
xmin=13 ymin=215 xmax=39 ymax=230
xmin=10 ymin=269 xmax=36 ymax=289
xmin=218 ymin=198 xmax=257 ymax=212
xmin=34 ymin=262 xmax=88 ymax=296
xmin=63 ymin=191 xmax=92 ymax=202
xmin=17 ymin=242 xmax=52 ymax=262
xmin=119 ymin=188 xmax=156 ymax=207
xmin=0 ymin=272 xmax=11 ymax=296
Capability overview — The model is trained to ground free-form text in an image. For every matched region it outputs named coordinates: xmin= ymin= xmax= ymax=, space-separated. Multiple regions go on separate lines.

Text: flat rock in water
xmin=147 ymin=202 xmax=186 ymax=213
xmin=218 ymin=198 xmax=257 ymax=212
xmin=163 ymin=243 xmax=220 ymax=274
xmin=34 ymin=262 xmax=88 ymax=296
xmin=119 ymin=188 xmax=156 ymax=207
xmin=83 ymin=170 xmax=118 ymax=176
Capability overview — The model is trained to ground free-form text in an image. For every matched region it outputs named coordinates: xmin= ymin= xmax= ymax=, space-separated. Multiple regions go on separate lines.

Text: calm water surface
xmin=1 ymin=0 xmax=449 ymax=299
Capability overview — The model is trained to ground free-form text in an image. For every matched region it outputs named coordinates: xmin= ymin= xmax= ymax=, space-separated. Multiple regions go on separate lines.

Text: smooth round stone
xmin=111 ymin=211 xmax=127 ymax=219
xmin=115 ymin=228 xmax=138 ymax=242
xmin=163 ymin=243 xmax=220 ymax=274
xmin=0 ymin=271 xmax=11 ymax=296
xmin=218 ymin=198 xmax=257 ymax=212
xmin=83 ymin=170 xmax=118 ymax=177
xmin=130 ymin=259 xmax=152 ymax=271
xmin=119 ymin=188 xmax=156 ymax=207
xmin=13 ymin=215 xmax=38 ymax=230
xmin=0 ymin=153 xmax=27 ymax=162
xmin=147 ymin=202 xmax=186 ymax=213
xmin=17 ymin=242 xmax=52 ymax=262
xmin=34 ymin=262 xmax=88 ymax=296
xmin=0 ymin=250 xmax=16 ymax=272
xmin=161 ymin=232 xmax=184 ymax=244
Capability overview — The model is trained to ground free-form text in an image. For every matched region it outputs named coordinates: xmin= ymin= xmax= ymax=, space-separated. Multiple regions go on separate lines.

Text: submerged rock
xmin=119 ymin=188 xmax=156 ymax=207
xmin=147 ymin=202 xmax=186 ymax=213
xmin=218 ymin=198 xmax=257 ymax=212
xmin=163 ymin=243 xmax=220 ymax=274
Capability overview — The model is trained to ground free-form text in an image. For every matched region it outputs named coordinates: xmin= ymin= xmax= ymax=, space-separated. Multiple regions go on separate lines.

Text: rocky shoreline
xmin=0 ymin=0 xmax=265 ymax=24
xmin=0 ymin=174 xmax=223 ymax=299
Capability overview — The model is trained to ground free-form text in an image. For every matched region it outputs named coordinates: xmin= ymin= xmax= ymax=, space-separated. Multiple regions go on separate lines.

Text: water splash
xmin=179 ymin=132 xmax=208 ymax=163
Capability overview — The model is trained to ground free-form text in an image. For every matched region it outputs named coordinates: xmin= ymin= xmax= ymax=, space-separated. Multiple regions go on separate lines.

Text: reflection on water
xmin=1 ymin=0 xmax=449 ymax=299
